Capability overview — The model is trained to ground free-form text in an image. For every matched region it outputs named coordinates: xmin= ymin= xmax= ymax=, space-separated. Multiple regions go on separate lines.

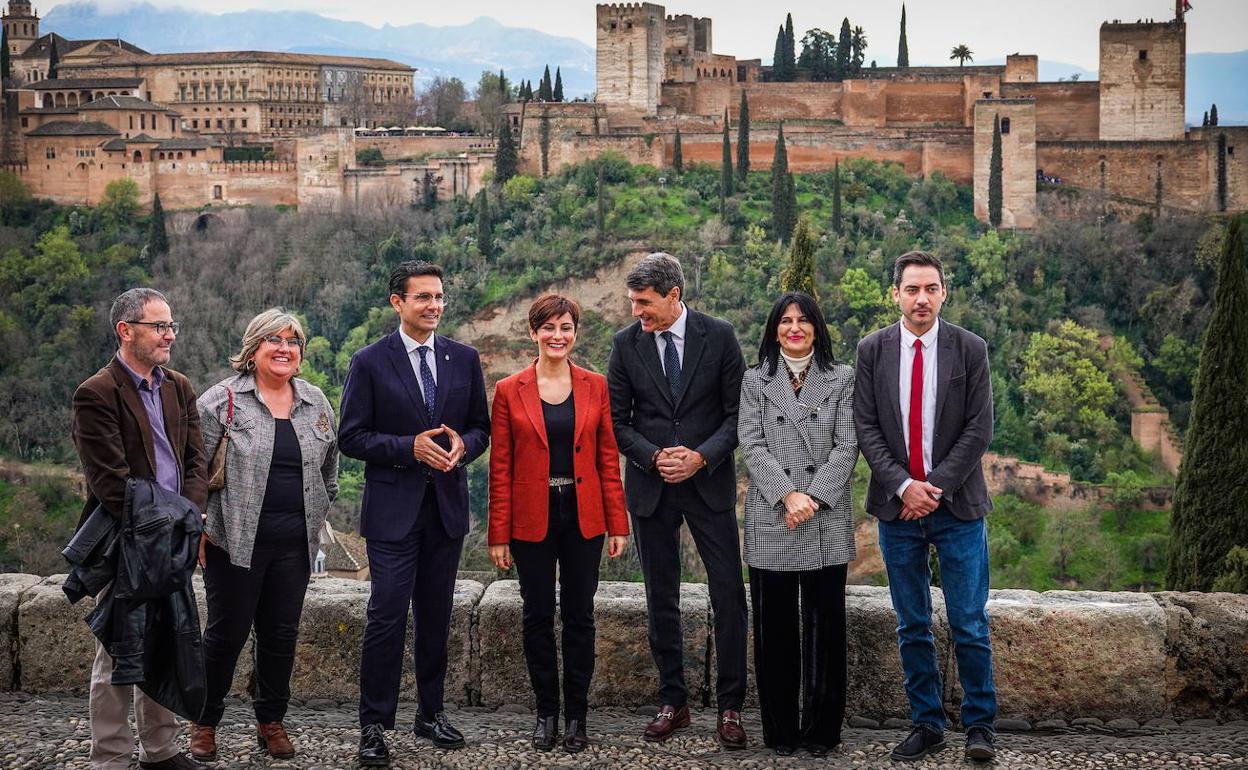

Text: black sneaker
xmin=891 ymin=725 xmax=946 ymax=762
xmin=964 ymin=725 xmax=996 ymax=762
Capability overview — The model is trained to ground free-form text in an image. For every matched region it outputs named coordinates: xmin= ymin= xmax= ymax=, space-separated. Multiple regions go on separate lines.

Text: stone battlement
xmin=4 ymin=574 xmax=1246 ymax=721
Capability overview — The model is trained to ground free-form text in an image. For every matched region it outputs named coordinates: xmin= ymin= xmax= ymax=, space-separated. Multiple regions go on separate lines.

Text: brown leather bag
xmin=206 ymin=386 xmax=234 ymax=492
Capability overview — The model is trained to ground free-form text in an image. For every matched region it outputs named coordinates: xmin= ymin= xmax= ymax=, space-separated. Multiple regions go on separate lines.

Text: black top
xmin=542 ymin=393 xmax=575 ymax=478
xmin=257 ymin=418 xmax=306 ymax=543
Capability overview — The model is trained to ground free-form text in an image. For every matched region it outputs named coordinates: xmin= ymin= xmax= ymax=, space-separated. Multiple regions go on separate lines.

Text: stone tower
xmin=973 ymin=98 xmax=1037 ymax=229
xmin=596 ymin=3 xmax=665 ymax=115
xmin=3 ymin=1 xmax=39 ymax=58
xmin=1098 ymin=17 xmax=1186 ymax=141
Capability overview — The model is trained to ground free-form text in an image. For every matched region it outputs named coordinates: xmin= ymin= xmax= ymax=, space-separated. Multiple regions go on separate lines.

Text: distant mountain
xmin=42 ymin=1 xmax=595 ymax=96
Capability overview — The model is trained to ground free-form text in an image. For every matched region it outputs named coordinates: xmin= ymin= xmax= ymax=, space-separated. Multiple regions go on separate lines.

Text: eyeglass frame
xmin=124 ymin=320 xmax=180 ymax=335
xmin=261 ymin=335 xmax=306 ymax=349
xmin=396 ymin=292 xmax=450 ymax=307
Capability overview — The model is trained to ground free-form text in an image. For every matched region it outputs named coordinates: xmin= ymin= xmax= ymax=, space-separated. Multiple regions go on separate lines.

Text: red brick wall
xmin=1036 ymin=140 xmax=1211 ymax=209
xmin=1003 ymin=82 xmax=1100 ymax=141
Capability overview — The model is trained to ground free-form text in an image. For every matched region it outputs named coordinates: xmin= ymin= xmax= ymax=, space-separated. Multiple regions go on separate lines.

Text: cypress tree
xmin=146 ymin=193 xmax=169 ymax=257
xmin=784 ymin=14 xmax=796 ymax=79
xmin=1218 ymin=133 xmax=1228 ymax=212
xmin=672 ymin=127 xmax=683 ymax=173
xmin=475 ymin=189 xmax=493 ymax=257
xmin=538 ymin=66 xmax=553 ymax=101
xmin=736 ymin=90 xmax=750 ymax=184
xmin=780 ymin=216 xmax=818 ymax=298
xmin=1 ymin=28 xmax=10 ymax=82
xmin=48 ymin=39 xmax=60 ymax=80
xmin=494 ymin=119 xmax=518 ymax=185
xmin=836 ymin=18 xmax=853 ymax=79
xmin=538 ymin=112 xmax=551 ymax=177
xmin=771 ymin=123 xmax=796 ymax=242
xmin=721 ymin=108 xmax=734 ymax=199
xmin=1210 ymin=103 xmax=1219 ymax=126
xmin=1167 ymin=215 xmax=1248 ymax=591
xmin=553 ymin=68 xmax=564 ymax=102
xmin=897 ymin=4 xmax=909 ymax=68
xmin=499 ymin=69 xmax=508 ymax=99
xmin=773 ymin=26 xmax=786 ymax=81
xmin=832 ymin=159 xmax=843 ymax=235
xmin=1203 ymin=111 xmax=1210 ymax=127
xmin=988 ymin=113 xmax=1003 ymax=228
xmin=785 ymin=172 xmax=798 ymax=241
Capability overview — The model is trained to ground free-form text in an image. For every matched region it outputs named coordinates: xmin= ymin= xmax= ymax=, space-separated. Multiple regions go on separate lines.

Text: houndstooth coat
xmin=738 ymin=361 xmax=858 ymax=571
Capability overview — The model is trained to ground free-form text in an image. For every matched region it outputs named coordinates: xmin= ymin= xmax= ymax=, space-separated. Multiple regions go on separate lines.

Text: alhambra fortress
xmin=0 ymin=0 xmax=1245 ymax=221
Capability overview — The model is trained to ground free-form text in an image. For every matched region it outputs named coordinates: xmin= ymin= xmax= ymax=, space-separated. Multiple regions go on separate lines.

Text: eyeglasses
xmin=399 ymin=292 xmax=450 ymax=307
xmin=126 ymin=320 xmax=180 ymax=335
xmin=263 ymin=335 xmax=305 ymax=349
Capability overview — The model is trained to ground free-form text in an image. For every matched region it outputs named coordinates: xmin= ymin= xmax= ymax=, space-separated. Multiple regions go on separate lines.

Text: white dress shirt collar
xmin=399 ymin=327 xmax=436 ymax=355
xmin=662 ymin=302 xmax=689 ymax=342
xmin=899 ymin=317 xmax=940 ymax=351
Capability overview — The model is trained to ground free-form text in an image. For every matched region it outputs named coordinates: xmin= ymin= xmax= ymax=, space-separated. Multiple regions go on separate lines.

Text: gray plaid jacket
xmin=198 ymin=373 xmax=339 ymax=570
xmin=739 ymin=361 xmax=858 ymax=570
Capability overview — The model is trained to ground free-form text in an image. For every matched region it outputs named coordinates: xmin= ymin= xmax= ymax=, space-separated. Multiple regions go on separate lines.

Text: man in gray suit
xmin=853 ymin=251 xmax=997 ymax=763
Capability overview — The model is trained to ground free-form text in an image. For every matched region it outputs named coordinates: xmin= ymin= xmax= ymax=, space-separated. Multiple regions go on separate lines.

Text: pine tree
xmin=721 ymin=108 xmax=734 ymax=201
xmin=475 ymin=189 xmax=493 ymax=257
xmin=780 ymin=216 xmax=818 ymax=298
xmin=1210 ymin=103 xmax=1219 ymax=126
xmin=897 ymin=4 xmax=910 ymax=68
xmin=773 ymin=26 xmax=787 ymax=81
xmin=48 ymin=39 xmax=60 ymax=80
xmin=538 ymin=66 xmax=553 ymax=101
xmin=771 ymin=123 xmax=796 ymax=242
xmin=736 ymin=90 xmax=750 ymax=184
xmin=1 ymin=28 xmax=10 ymax=82
xmin=494 ymin=119 xmax=518 ymax=185
xmin=553 ymin=68 xmax=564 ymax=102
xmin=1167 ymin=215 xmax=1248 ymax=591
xmin=784 ymin=14 xmax=797 ymax=79
xmin=146 ymin=193 xmax=169 ymax=257
xmin=672 ymin=128 xmax=683 ymax=173
xmin=988 ymin=113 xmax=1003 ymax=228
xmin=836 ymin=18 xmax=853 ymax=79
xmin=832 ymin=159 xmax=843 ymax=235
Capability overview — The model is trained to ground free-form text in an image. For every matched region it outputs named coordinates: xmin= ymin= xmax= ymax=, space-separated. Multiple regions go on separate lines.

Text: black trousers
xmin=510 ymin=486 xmax=605 ymax=721
xmin=358 ymin=494 xmax=465 ymax=728
xmin=201 ymin=538 xmax=311 ymax=726
xmin=631 ymin=481 xmax=748 ymax=712
xmin=749 ymin=563 xmax=848 ymax=748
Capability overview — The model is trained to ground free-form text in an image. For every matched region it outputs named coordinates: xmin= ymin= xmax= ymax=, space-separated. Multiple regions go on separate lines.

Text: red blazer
xmin=489 ymin=361 xmax=629 ymax=545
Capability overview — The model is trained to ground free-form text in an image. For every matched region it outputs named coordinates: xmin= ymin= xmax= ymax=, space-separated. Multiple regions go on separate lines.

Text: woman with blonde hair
xmin=190 ymin=308 xmax=338 ymax=762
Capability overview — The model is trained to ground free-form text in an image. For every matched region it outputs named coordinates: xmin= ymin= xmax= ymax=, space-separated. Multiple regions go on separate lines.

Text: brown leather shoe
xmin=642 ymin=704 xmax=690 ymax=742
xmin=257 ymin=722 xmax=296 ymax=759
xmin=189 ymin=724 xmax=216 ymax=762
xmin=717 ymin=709 xmax=747 ymax=750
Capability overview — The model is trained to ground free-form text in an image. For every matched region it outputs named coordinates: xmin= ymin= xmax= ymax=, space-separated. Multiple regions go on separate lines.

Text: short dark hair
xmin=528 ymin=294 xmax=582 ymax=331
xmin=388 ymin=260 xmax=444 ymax=297
xmin=892 ymin=250 xmax=946 ymax=288
xmin=626 ymin=252 xmax=684 ymax=299
xmin=758 ymin=292 xmax=836 ymax=375
xmin=110 ymin=288 xmax=168 ymax=340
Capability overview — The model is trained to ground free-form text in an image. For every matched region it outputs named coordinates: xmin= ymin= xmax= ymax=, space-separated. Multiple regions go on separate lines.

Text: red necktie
xmin=908 ymin=338 xmax=926 ymax=482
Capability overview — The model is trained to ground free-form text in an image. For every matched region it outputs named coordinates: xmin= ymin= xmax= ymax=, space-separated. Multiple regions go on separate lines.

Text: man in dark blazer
xmin=339 ymin=261 xmax=490 ymax=767
xmin=853 ymin=251 xmax=997 ymax=764
xmin=607 ymin=253 xmax=749 ymax=749
xmin=72 ymin=287 xmax=208 ymax=770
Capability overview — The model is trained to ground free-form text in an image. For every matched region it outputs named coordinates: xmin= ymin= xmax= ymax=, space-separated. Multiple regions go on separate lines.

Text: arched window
xmin=133 ymin=150 xmax=143 ymax=162
xmin=54 ymin=93 xmax=65 ymax=107
xmin=1001 ymin=117 xmax=1011 ymax=135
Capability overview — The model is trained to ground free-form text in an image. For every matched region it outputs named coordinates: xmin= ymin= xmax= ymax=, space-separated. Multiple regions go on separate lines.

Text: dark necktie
xmin=661 ymin=330 xmax=682 ymax=400
xmin=417 ymin=346 xmax=437 ymax=421
xmin=909 ymin=338 xmax=926 ymax=482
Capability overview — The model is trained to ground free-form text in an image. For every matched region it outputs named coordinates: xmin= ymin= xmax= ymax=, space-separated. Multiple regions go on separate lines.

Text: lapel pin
xmin=445 ymin=354 xmax=450 ymax=361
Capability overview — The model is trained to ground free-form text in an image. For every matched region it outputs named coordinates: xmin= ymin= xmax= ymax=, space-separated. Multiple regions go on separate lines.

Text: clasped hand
xmin=655 ymin=446 xmax=704 ymax=484
xmin=413 ymin=424 xmax=464 ymax=472
xmin=782 ymin=491 xmax=818 ymax=530
xmin=899 ymin=480 xmax=943 ymax=520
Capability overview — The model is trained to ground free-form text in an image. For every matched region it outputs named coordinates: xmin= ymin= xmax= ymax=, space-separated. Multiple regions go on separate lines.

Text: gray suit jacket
xmin=739 ymin=362 xmax=858 ymax=570
xmin=853 ymin=320 xmax=994 ymax=522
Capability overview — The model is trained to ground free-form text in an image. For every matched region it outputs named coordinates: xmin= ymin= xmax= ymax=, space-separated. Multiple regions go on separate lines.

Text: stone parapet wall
xmin=4 ymin=574 xmax=1245 ymax=721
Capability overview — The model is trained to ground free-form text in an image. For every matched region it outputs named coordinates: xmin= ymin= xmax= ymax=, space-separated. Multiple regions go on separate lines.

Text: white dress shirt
xmin=655 ymin=302 xmax=689 ymax=373
xmin=897 ymin=318 xmax=939 ymax=498
xmin=400 ymin=327 xmax=438 ymax=404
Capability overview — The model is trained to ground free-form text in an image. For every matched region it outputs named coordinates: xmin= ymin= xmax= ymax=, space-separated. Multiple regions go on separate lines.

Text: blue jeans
xmin=877 ymin=504 xmax=996 ymax=732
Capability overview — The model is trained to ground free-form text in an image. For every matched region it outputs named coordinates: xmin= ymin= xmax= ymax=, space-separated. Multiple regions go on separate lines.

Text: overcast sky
xmin=40 ymin=0 xmax=1247 ymax=70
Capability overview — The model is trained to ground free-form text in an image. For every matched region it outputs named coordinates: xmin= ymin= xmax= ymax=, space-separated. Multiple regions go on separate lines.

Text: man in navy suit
xmin=339 ymin=261 xmax=490 ymax=767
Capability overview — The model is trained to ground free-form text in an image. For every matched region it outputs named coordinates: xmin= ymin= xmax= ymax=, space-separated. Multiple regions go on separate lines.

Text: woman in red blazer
xmin=489 ymin=293 xmax=629 ymax=754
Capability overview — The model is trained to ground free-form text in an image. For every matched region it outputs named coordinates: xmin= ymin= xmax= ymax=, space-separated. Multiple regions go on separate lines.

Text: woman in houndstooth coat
xmin=738 ymin=291 xmax=858 ymax=757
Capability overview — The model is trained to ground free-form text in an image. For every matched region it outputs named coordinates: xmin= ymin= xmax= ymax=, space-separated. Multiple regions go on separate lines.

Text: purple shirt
xmin=115 ymin=354 xmax=182 ymax=495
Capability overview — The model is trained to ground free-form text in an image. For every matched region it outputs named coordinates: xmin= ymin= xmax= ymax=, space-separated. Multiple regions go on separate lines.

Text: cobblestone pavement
xmin=1 ymin=693 xmax=1245 ymax=769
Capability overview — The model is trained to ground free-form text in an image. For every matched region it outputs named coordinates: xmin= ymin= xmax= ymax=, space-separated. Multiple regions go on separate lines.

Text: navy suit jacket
xmin=338 ymin=330 xmax=490 ymax=541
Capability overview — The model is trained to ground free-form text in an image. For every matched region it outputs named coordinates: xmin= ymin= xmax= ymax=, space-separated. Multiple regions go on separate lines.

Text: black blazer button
xmin=806 ymin=465 xmax=816 ymax=473
xmin=777 ymin=416 xmax=785 ymax=423
xmin=576 ymin=477 xmax=583 ymax=484
xmin=673 ymin=419 xmax=681 ymax=427
xmin=784 ymin=468 xmax=791 ymax=475
xmin=575 ymin=445 xmax=582 ymax=453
